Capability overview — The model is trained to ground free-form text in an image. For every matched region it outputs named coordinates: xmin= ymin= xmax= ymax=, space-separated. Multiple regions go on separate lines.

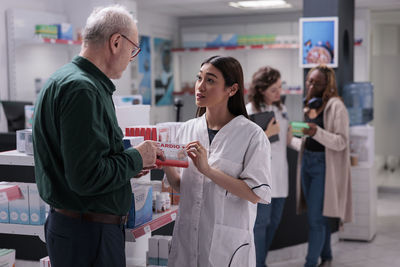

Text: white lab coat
xmin=246 ymin=103 xmax=289 ymax=198
xmin=168 ymin=114 xmax=272 ymax=267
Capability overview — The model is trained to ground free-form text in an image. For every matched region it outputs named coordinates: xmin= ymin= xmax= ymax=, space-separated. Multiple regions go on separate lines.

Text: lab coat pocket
xmin=209 ymin=224 xmax=251 ymax=267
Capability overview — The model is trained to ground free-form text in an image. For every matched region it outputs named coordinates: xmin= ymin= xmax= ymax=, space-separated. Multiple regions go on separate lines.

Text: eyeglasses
xmin=306 ymin=80 xmax=326 ymax=89
xmin=121 ymin=34 xmax=141 ymax=59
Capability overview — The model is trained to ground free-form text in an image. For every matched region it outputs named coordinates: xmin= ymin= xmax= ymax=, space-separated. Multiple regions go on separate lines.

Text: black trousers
xmin=45 ymin=209 xmax=126 ymax=267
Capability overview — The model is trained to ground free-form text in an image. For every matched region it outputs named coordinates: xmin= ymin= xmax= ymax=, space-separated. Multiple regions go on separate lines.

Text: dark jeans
xmin=301 ymin=150 xmax=332 ymax=267
xmin=45 ymin=209 xmax=126 ymax=267
xmin=254 ymin=198 xmax=286 ymax=267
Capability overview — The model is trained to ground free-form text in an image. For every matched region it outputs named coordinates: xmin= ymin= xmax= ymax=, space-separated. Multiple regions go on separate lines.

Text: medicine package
xmin=156 ymin=142 xmax=189 ymax=168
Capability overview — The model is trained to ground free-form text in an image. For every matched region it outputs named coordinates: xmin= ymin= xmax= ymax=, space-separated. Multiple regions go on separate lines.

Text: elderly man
xmin=33 ymin=5 xmax=163 ymax=266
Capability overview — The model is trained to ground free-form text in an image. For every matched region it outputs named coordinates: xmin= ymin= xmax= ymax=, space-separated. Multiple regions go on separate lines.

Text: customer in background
xmin=297 ymin=65 xmax=352 ymax=267
xmin=163 ymin=56 xmax=272 ymax=267
xmin=33 ymin=5 xmax=163 ymax=267
xmin=247 ymin=66 xmax=300 ymax=267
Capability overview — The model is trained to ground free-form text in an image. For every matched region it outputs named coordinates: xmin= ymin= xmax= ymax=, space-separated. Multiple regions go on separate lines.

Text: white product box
xmin=127 ymin=180 xmax=152 ymax=228
xmin=0 ymin=201 xmax=9 ymax=223
xmin=148 ymin=236 xmax=160 ymax=266
xmin=28 ymin=183 xmax=46 ymax=225
xmin=16 ymin=129 xmax=31 ymax=153
xmin=113 ymin=95 xmax=143 ymax=106
xmin=123 ymin=136 xmax=144 ymax=150
xmin=0 ymin=249 xmax=15 ymax=267
xmin=24 ymin=130 xmax=33 ymax=155
xmin=158 ymin=235 xmax=172 ymax=266
xmin=9 ymin=183 xmax=29 ymax=224
xmin=39 ymin=255 xmax=51 ymax=267
xmin=24 ymin=105 xmax=34 ymax=129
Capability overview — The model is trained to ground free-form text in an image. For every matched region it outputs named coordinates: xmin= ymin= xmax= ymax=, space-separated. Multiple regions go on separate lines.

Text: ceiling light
xmin=229 ymin=0 xmax=292 ymax=9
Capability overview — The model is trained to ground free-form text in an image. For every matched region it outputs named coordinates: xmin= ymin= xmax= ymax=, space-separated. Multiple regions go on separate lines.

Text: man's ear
xmin=109 ymin=33 xmax=121 ymax=54
xmin=229 ymin=83 xmax=239 ymax=97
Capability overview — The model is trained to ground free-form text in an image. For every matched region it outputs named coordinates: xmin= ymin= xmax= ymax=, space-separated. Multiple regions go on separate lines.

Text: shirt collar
xmin=72 ymin=56 xmax=116 ymax=94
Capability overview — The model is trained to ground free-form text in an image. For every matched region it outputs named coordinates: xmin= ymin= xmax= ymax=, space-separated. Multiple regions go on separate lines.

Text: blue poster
xmin=300 ymin=17 xmax=338 ymax=68
xmin=138 ymin=35 xmax=151 ymax=105
xmin=154 ymin=38 xmax=173 ymax=106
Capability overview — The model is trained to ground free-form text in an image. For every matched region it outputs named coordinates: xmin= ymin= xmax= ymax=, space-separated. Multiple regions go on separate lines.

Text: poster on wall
xmin=154 ymin=38 xmax=173 ymax=106
xmin=138 ymin=35 xmax=151 ymax=105
xmin=299 ymin=17 xmax=338 ymax=68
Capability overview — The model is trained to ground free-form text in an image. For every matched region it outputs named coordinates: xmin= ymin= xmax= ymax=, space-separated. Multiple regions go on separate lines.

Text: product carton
xmin=0 ymin=201 xmax=9 ymax=223
xmin=28 ymin=183 xmax=46 ymax=225
xmin=8 ymin=183 xmax=29 ymax=224
xmin=127 ymin=180 xmax=152 ymax=228
xmin=147 ymin=236 xmax=160 ymax=266
xmin=158 ymin=236 xmax=172 ymax=266
xmin=0 ymin=249 xmax=15 ymax=267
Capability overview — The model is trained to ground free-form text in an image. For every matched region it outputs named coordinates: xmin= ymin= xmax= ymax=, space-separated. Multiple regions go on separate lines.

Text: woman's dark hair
xmin=248 ymin=66 xmax=282 ymax=112
xmin=305 ymin=65 xmax=340 ymax=113
xmin=195 ymin=56 xmax=248 ymax=118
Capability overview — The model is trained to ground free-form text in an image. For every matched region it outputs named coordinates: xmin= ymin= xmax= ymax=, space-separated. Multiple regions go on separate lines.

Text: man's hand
xmin=134 ymin=141 xmax=165 ymax=168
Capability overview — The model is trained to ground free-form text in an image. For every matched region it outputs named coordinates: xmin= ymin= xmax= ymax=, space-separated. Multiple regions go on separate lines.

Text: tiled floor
xmin=270 ymin=168 xmax=400 ymax=267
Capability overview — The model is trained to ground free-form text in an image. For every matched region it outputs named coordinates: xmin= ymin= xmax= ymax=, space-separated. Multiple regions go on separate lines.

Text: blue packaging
xmin=9 ymin=183 xmax=29 ymax=225
xmin=0 ymin=201 xmax=9 ymax=223
xmin=28 ymin=183 xmax=46 ymax=225
xmin=56 ymin=23 xmax=73 ymax=40
xmin=127 ymin=181 xmax=153 ymax=228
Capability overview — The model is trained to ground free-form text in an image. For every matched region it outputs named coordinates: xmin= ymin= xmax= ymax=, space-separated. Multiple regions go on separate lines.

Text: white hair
xmin=82 ymin=5 xmax=135 ymax=46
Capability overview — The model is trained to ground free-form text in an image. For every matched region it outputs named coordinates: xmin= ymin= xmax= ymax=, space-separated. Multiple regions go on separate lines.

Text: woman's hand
xmin=303 ymin=123 xmax=317 ymax=137
xmin=265 ymin=118 xmax=280 ymax=138
xmin=186 ymin=141 xmax=211 ymax=176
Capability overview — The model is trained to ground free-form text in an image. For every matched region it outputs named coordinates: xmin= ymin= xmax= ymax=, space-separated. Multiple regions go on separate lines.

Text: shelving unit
xmin=125 ymin=206 xmax=178 ymax=242
xmin=0 ymin=150 xmax=178 ymax=244
xmin=171 ymin=43 xmax=299 ymax=53
xmin=0 ymin=150 xmax=34 ymax=166
xmin=0 ymin=183 xmax=22 ymax=203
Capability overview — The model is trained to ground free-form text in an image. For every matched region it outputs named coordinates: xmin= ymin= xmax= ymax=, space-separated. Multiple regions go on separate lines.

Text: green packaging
xmin=290 ymin=121 xmax=309 ymax=137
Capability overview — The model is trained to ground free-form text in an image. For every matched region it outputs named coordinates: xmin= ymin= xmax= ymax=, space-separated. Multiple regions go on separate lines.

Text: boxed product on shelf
xmin=35 ymin=24 xmax=58 ymax=39
xmin=113 ymin=95 xmax=143 ymax=106
xmin=28 ymin=183 xmax=46 ymax=225
xmin=39 ymin=256 xmax=51 ymax=267
xmin=0 ymin=199 xmax=9 ymax=223
xmin=8 ymin=183 xmax=29 ymax=225
xmin=0 ymin=182 xmax=22 ymax=204
xmin=147 ymin=235 xmax=172 ymax=267
xmin=206 ymin=34 xmax=238 ymax=47
xmin=182 ymin=32 xmax=208 ymax=48
xmin=24 ymin=130 xmax=33 ymax=155
xmin=155 ymin=122 xmax=183 ymax=143
xmin=0 ymin=248 xmax=15 ymax=267
xmin=16 ymin=129 xmax=31 ymax=153
xmin=55 ymin=23 xmax=73 ymax=40
xmin=24 ymin=105 xmax=34 ymax=129
xmin=123 ymin=136 xmax=144 ymax=150
xmin=125 ymin=126 xmax=158 ymax=141
xmin=127 ymin=180 xmax=153 ymax=228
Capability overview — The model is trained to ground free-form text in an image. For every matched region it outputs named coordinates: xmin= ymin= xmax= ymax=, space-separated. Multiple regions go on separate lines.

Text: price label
xmin=144 ymin=225 xmax=151 ymax=233
xmin=0 ymin=192 xmax=8 ymax=204
xmin=171 ymin=212 xmax=176 ymax=220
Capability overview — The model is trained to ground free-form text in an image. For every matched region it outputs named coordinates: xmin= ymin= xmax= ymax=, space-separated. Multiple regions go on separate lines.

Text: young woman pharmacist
xmin=163 ymin=56 xmax=272 ymax=267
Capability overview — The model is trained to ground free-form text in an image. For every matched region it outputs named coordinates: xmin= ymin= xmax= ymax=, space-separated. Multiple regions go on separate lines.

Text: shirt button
xmin=194 ymin=227 xmax=197 ymax=231
xmin=196 ymin=201 xmax=200 ymax=205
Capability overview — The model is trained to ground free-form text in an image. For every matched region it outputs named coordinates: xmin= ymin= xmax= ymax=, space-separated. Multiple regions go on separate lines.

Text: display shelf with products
xmin=126 ymin=205 xmax=178 ymax=242
xmin=0 ymin=150 xmax=34 ymax=166
xmin=0 ymin=223 xmax=45 ymax=242
xmin=171 ymin=43 xmax=299 ymax=53
xmin=0 ymin=183 xmax=22 ymax=203
xmin=15 ymin=37 xmax=82 ymax=47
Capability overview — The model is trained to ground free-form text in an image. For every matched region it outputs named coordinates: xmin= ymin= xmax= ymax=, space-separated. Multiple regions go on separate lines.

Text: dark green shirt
xmin=33 ymin=56 xmax=142 ymax=215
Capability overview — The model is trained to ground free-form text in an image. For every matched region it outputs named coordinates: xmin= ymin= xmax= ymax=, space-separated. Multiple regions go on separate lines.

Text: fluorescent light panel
xmin=229 ymin=0 xmax=292 ymax=9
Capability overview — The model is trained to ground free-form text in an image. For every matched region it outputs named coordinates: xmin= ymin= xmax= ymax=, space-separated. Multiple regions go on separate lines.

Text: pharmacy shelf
xmin=0 ymin=150 xmax=34 ymax=166
xmin=171 ymin=43 xmax=299 ymax=53
xmin=126 ymin=205 xmax=178 ymax=242
xmin=0 ymin=223 xmax=45 ymax=242
xmin=0 ymin=206 xmax=179 ymax=244
xmin=15 ymin=37 xmax=82 ymax=47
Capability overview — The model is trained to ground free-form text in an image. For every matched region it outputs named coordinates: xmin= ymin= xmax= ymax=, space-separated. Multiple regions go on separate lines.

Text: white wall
xmin=371 ymin=10 xmax=400 ymax=156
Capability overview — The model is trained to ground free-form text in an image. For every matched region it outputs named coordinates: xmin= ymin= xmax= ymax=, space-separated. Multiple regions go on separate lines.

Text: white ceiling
xmin=136 ymin=0 xmax=400 ymax=17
